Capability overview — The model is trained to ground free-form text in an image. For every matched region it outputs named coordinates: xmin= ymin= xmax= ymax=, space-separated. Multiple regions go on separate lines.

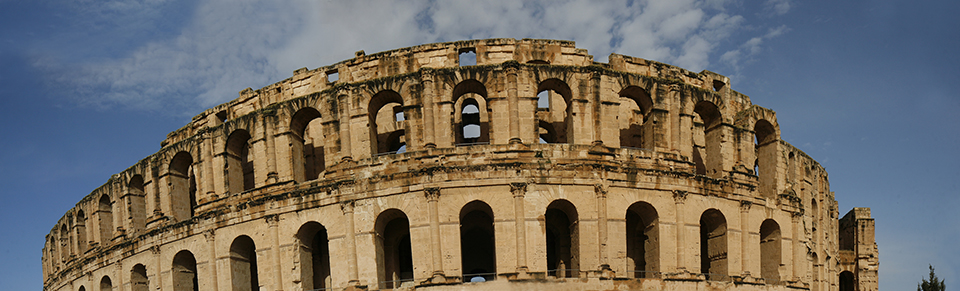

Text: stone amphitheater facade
xmin=42 ymin=39 xmax=878 ymax=291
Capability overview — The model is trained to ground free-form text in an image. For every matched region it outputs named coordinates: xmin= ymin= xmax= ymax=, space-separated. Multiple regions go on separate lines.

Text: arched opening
xmin=699 ymin=208 xmax=727 ymax=280
xmin=693 ymin=101 xmax=722 ymax=177
xmin=131 ymin=264 xmax=149 ymax=291
xmin=296 ymin=222 xmax=331 ymax=290
xmin=375 ymin=209 xmax=413 ymax=288
xmin=172 ymin=250 xmax=198 ymax=291
xmin=460 ymin=200 xmax=496 ymax=282
xmin=760 ymin=219 xmax=781 ymax=283
xmin=75 ymin=210 xmax=87 ymax=253
xmin=226 ymin=129 xmax=255 ymax=193
xmin=48 ymin=236 xmax=57 ymax=271
xmin=169 ymin=152 xmax=196 ymax=221
xmin=538 ymin=120 xmax=559 ymax=144
xmin=545 ymin=199 xmax=579 ymax=278
xmin=369 ymin=90 xmax=406 ymax=155
xmin=128 ymin=175 xmax=146 ymax=232
xmin=755 ymin=119 xmax=777 ymax=198
xmin=839 ymin=271 xmax=855 ymax=291
xmin=59 ymin=224 xmax=71 ymax=263
xmin=626 ymin=201 xmax=659 ymax=278
xmin=100 ymin=276 xmax=112 ymax=291
xmin=453 ymin=79 xmax=490 ymax=145
xmin=536 ymin=79 xmax=572 ymax=144
xmin=230 ymin=235 xmax=259 ymax=291
xmin=788 ymin=152 xmax=797 ymax=182
xmin=98 ymin=194 xmax=113 ymax=245
xmin=79 ymin=286 xmax=86 ymax=291
xmin=290 ymin=107 xmax=324 ymax=182
xmin=619 ymin=86 xmax=654 ymax=149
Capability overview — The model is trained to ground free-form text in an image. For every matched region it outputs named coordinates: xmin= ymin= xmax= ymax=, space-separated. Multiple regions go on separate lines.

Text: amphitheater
xmin=42 ymin=39 xmax=878 ymax=291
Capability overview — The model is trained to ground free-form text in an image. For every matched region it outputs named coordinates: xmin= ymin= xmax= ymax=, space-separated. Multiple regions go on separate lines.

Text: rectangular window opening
xmin=459 ymin=48 xmax=477 ymax=66
xmin=327 ymin=70 xmax=339 ymax=83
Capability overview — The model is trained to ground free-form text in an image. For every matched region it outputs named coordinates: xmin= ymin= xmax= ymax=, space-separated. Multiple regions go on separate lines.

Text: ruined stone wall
xmin=42 ymin=38 xmax=876 ymax=291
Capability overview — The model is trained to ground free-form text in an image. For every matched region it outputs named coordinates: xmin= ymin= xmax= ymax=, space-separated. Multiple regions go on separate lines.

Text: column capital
xmin=510 ymin=182 xmax=528 ymax=198
xmin=672 ymin=190 xmax=688 ymax=203
xmin=424 ymin=187 xmax=441 ymax=201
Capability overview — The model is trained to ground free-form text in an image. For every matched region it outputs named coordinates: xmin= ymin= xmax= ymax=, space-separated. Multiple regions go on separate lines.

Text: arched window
xmin=128 ymin=175 xmax=146 ymax=232
xmin=169 ymin=152 xmax=196 ymax=221
xmin=375 ymin=209 xmax=413 ymax=288
xmin=699 ymin=208 xmax=727 ymax=280
xmin=75 ymin=210 xmax=87 ymax=253
xmin=60 ymin=224 xmax=70 ymax=262
xmin=453 ymin=80 xmax=490 ymax=145
xmin=226 ymin=129 xmax=254 ymax=193
xmin=626 ymin=201 xmax=659 ymax=278
xmin=536 ymin=79 xmax=573 ymax=144
xmin=619 ymin=86 xmax=653 ymax=149
xmin=98 ymin=194 xmax=113 ymax=245
xmin=755 ymin=119 xmax=777 ymax=198
xmin=839 ymin=271 xmax=855 ymax=291
xmin=79 ymin=286 xmax=86 ymax=291
xmin=545 ymin=199 xmax=579 ymax=278
xmin=290 ymin=107 xmax=324 ymax=182
xmin=760 ymin=219 xmax=781 ymax=282
xmin=172 ymin=250 xmax=199 ymax=291
xmin=100 ymin=276 xmax=112 ymax=291
xmin=296 ymin=222 xmax=331 ymax=290
xmin=230 ymin=235 xmax=259 ymax=291
xmin=369 ymin=91 xmax=406 ymax=155
xmin=131 ymin=264 xmax=149 ymax=291
xmin=693 ymin=101 xmax=721 ymax=176
xmin=460 ymin=200 xmax=496 ymax=282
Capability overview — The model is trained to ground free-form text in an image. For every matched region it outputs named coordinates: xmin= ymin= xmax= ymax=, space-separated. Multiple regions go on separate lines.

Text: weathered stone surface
xmin=42 ymin=38 xmax=877 ymax=291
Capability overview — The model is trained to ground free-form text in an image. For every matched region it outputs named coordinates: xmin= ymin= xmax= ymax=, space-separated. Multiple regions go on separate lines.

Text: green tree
xmin=918 ymin=264 xmax=945 ymax=291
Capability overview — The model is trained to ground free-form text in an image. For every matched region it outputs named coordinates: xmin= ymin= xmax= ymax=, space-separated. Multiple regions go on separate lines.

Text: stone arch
xmin=839 ymin=270 xmax=854 ymax=291
xmin=296 ymin=221 xmax=331 ymax=290
xmin=172 ymin=250 xmax=198 ymax=291
xmin=225 ymin=129 xmax=255 ymax=194
xmin=168 ymin=151 xmax=197 ymax=221
xmin=626 ymin=201 xmax=659 ymax=278
xmin=369 ymin=90 xmax=407 ymax=155
xmin=760 ymin=219 xmax=781 ymax=282
xmin=460 ymin=200 xmax=496 ymax=281
xmin=97 ymin=194 xmax=113 ymax=245
xmin=75 ymin=209 xmax=87 ymax=253
xmin=755 ymin=119 xmax=777 ymax=198
xmin=536 ymin=78 xmax=573 ymax=144
xmin=699 ymin=208 xmax=727 ymax=279
xmin=290 ymin=107 xmax=324 ymax=183
xmin=127 ymin=174 xmax=146 ymax=232
xmin=131 ymin=264 xmax=149 ymax=291
xmin=545 ymin=199 xmax=579 ymax=278
xmin=375 ymin=208 xmax=413 ymax=288
xmin=693 ymin=101 xmax=722 ymax=176
xmin=60 ymin=223 xmax=70 ymax=262
xmin=79 ymin=286 xmax=86 ymax=291
xmin=619 ymin=86 xmax=654 ymax=149
xmin=453 ymin=79 xmax=490 ymax=145
xmin=229 ymin=235 xmax=259 ymax=291
xmin=100 ymin=275 xmax=112 ymax=291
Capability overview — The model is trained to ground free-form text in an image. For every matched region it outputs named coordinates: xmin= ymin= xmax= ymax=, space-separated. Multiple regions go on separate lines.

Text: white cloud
xmin=764 ymin=0 xmax=791 ymax=16
xmin=40 ymin=0 xmax=791 ymax=114
xmin=720 ymin=25 xmax=790 ymax=74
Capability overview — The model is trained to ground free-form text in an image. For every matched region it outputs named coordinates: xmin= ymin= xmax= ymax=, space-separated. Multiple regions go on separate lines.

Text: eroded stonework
xmin=42 ymin=38 xmax=878 ymax=291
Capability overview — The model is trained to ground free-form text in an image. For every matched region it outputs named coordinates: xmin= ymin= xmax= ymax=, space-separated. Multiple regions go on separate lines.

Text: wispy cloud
xmin=720 ymin=25 xmax=789 ymax=75
xmin=37 ymin=0 xmax=790 ymax=115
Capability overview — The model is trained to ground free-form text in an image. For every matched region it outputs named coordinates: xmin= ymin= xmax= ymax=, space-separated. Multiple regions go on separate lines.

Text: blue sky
xmin=1 ymin=0 xmax=957 ymax=289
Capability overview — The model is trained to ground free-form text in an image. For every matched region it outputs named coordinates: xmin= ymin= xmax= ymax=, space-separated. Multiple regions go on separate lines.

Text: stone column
xmin=202 ymin=133 xmax=216 ymax=199
xmin=341 ymin=200 xmax=360 ymax=285
xmin=424 ymin=187 xmax=445 ymax=281
xmin=264 ymin=114 xmax=279 ymax=184
xmin=510 ymin=182 xmax=529 ymax=275
xmin=339 ymin=93 xmax=354 ymax=162
xmin=740 ymin=201 xmax=753 ymax=279
xmin=595 ymin=184 xmax=612 ymax=277
xmin=268 ymin=215 xmax=284 ymax=291
xmin=203 ymin=230 xmax=218 ymax=291
xmin=672 ymin=190 xmax=688 ymax=273
xmin=792 ymin=213 xmax=800 ymax=282
xmin=507 ymin=67 xmax=521 ymax=144
xmin=422 ymin=72 xmax=437 ymax=148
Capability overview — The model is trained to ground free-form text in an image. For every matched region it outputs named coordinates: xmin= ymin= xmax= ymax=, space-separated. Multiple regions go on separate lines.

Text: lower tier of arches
xmin=48 ymin=181 xmax=826 ymax=291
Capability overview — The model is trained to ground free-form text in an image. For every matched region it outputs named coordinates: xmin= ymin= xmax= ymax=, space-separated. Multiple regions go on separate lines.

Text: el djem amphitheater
xmin=42 ymin=39 xmax=878 ymax=291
